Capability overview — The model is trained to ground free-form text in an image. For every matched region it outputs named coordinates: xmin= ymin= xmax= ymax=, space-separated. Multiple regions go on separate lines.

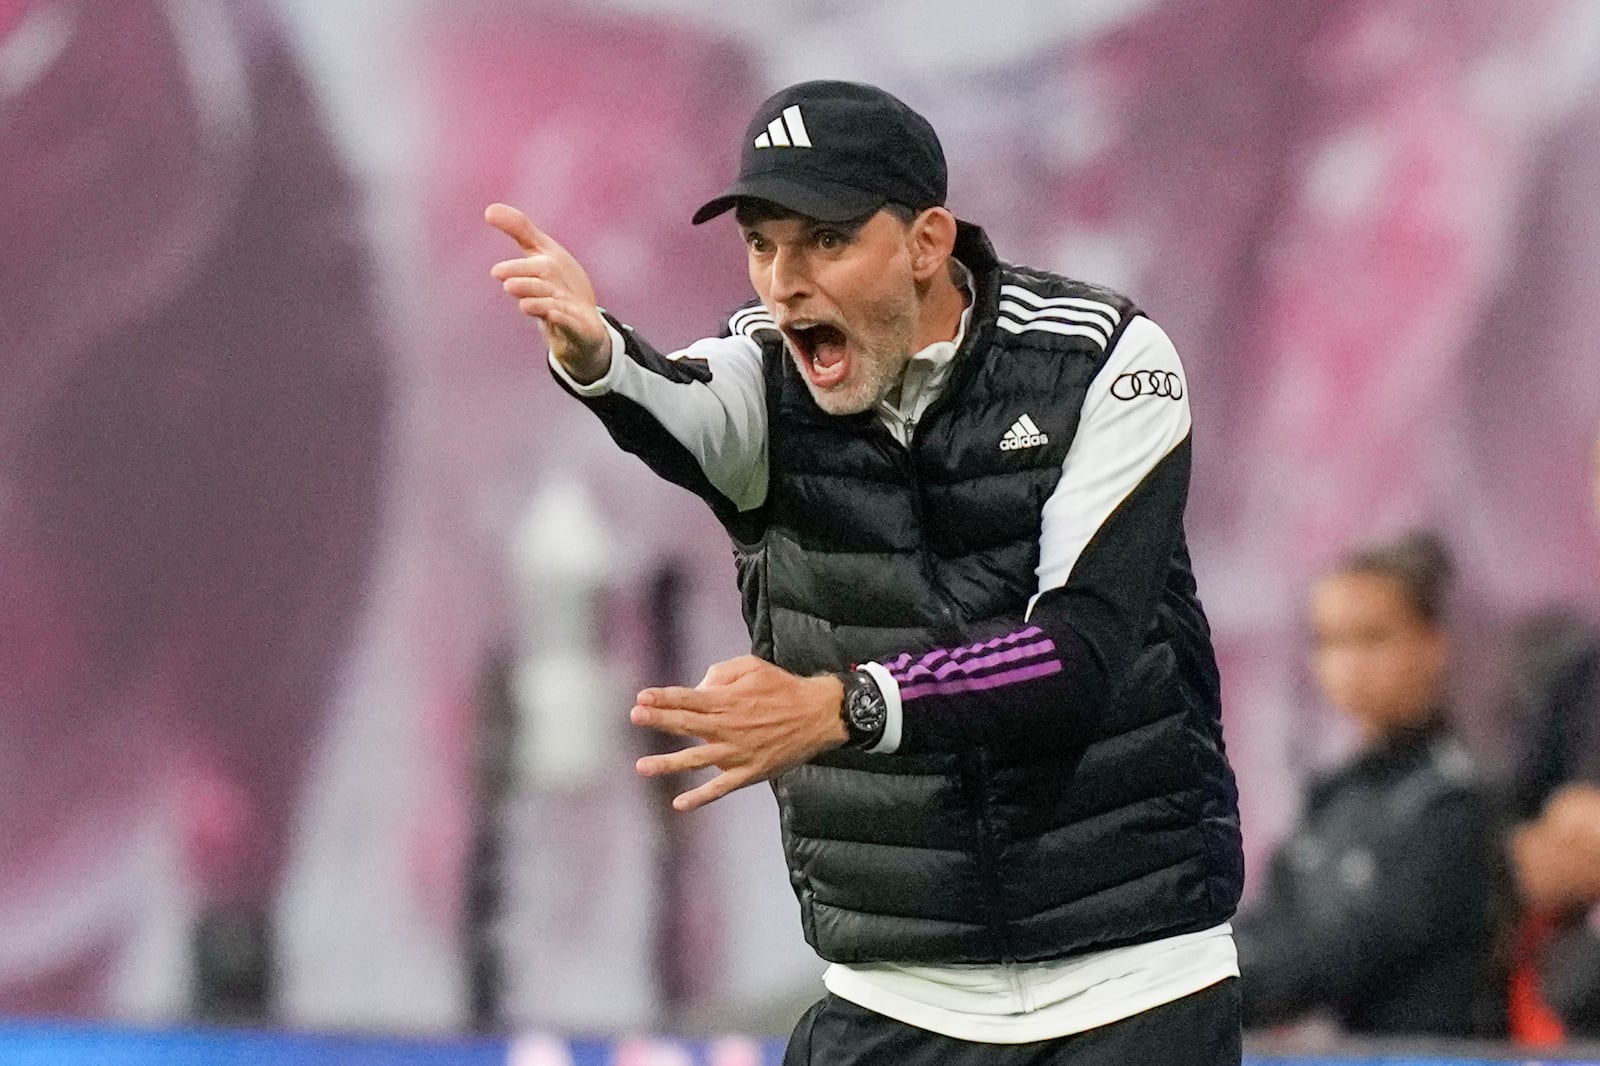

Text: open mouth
xmin=784 ymin=322 xmax=850 ymax=388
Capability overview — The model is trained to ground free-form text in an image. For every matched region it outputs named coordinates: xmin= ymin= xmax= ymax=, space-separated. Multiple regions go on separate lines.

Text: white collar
xmin=877 ymin=261 xmax=975 ymax=438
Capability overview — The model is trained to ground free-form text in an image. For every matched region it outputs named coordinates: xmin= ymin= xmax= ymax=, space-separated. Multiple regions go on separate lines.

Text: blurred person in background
xmin=1234 ymin=532 xmax=1505 ymax=1038
xmin=0 ymin=0 xmax=387 ymax=1020
xmin=1500 ymin=427 xmax=1600 ymax=1042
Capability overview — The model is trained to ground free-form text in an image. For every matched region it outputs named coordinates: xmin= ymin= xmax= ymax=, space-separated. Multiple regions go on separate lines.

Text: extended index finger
xmin=631 ymin=700 xmax=717 ymax=741
xmin=636 ymin=685 xmax=717 ymax=712
xmin=484 ymin=202 xmax=550 ymax=253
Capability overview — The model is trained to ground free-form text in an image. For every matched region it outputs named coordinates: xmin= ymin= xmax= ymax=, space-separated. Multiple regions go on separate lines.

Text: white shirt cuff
xmin=547 ymin=320 xmax=628 ymax=396
xmin=857 ymin=661 xmax=903 ymax=755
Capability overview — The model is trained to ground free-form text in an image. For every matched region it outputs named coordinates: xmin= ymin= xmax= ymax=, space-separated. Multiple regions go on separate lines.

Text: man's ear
xmin=909 ymin=207 xmax=957 ymax=282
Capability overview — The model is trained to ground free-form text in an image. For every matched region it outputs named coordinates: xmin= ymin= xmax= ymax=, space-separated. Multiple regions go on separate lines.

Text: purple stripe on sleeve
xmin=899 ymin=659 xmax=1065 ymax=701
xmin=895 ymin=639 xmax=1057 ymax=684
xmin=886 ymin=626 xmax=1045 ymax=678
xmin=885 ymin=647 xmax=949 ymax=675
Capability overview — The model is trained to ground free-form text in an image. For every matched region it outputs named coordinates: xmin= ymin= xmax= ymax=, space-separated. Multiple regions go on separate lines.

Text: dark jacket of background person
xmin=1505 ymin=612 xmax=1600 ymax=1037
xmin=1235 ymin=718 xmax=1505 ymax=1036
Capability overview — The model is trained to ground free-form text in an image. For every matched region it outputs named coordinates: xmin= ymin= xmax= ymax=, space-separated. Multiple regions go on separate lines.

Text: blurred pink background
xmin=2 ymin=0 xmax=1597 ymax=1035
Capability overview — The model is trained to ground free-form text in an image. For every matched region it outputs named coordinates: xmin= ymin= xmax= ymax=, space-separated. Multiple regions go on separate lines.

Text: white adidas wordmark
xmin=1000 ymin=414 xmax=1049 ymax=451
xmin=753 ymin=105 xmax=813 ymax=149
xmin=995 ymin=284 xmax=1119 ymax=350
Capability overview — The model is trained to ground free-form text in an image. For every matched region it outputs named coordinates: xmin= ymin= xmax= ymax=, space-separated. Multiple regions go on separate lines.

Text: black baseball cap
xmin=691 ymin=80 xmax=947 ymax=225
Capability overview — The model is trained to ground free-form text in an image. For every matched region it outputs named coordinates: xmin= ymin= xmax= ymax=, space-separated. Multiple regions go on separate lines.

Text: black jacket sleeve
xmin=877 ymin=315 xmax=1199 ymax=756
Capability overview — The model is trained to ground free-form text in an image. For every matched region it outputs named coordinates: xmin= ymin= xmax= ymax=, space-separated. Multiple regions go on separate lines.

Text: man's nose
xmin=766 ymin=247 xmax=811 ymax=304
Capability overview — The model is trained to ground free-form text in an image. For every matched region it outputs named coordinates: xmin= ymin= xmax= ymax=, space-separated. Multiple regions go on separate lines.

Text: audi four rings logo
xmin=1110 ymin=370 xmax=1183 ymax=401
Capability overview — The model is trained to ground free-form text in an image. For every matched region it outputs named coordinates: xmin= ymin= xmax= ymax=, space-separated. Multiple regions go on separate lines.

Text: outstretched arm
xmin=487 ymin=202 xmax=769 ymax=514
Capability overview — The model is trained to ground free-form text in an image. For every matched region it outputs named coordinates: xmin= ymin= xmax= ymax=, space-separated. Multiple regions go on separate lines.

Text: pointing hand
xmin=486 ymin=203 xmax=610 ymax=382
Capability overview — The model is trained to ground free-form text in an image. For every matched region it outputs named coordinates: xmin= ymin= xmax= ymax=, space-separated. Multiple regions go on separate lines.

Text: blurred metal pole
xmin=645 ymin=563 xmax=695 ymax=1021
xmin=464 ymin=647 xmax=516 ymax=1031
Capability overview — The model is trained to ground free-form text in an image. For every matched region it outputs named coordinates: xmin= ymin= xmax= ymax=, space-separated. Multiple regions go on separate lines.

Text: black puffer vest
xmin=732 ymin=223 xmax=1242 ymax=965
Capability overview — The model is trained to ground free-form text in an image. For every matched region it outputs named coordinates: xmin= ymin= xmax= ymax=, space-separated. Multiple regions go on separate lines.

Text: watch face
xmin=846 ymin=680 xmax=885 ymax=733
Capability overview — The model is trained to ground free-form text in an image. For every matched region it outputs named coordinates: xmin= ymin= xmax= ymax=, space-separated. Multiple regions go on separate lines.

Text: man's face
xmin=741 ymin=208 xmax=919 ymax=416
xmin=1310 ymin=570 xmax=1446 ymax=740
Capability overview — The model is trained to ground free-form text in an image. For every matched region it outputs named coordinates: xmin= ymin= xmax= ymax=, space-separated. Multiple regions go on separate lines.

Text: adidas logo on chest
xmin=1000 ymin=414 xmax=1049 ymax=451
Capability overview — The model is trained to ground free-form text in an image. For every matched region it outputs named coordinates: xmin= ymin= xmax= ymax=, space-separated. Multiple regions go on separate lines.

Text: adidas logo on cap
xmin=753 ymin=105 xmax=812 ymax=149
xmin=1000 ymin=414 xmax=1049 ymax=451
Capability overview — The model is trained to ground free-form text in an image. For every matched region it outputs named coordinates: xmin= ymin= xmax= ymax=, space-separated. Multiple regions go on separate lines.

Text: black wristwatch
xmin=835 ymin=668 xmax=888 ymax=750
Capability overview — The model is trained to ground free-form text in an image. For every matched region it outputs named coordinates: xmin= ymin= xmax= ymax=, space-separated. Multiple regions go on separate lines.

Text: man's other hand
xmin=1513 ymin=784 xmax=1600 ymax=912
xmin=486 ymin=202 xmax=610 ymax=383
xmin=631 ymin=656 xmax=850 ymax=812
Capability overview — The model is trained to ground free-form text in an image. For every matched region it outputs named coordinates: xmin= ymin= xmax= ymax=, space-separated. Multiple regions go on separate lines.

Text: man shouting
xmin=488 ymin=80 xmax=1243 ymax=1065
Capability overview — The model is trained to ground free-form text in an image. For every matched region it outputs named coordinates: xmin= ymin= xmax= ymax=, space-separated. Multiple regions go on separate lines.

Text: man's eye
xmin=815 ymin=230 xmax=845 ymax=250
xmin=746 ymin=234 xmax=769 ymax=253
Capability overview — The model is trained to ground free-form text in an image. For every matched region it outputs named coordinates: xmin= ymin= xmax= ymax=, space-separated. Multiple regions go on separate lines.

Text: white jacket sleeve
xmin=549 ymin=318 xmax=769 ymax=511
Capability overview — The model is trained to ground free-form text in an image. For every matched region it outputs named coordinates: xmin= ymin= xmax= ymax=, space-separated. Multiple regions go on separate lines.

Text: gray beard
xmin=791 ymin=313 xmax=917 ymax=417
